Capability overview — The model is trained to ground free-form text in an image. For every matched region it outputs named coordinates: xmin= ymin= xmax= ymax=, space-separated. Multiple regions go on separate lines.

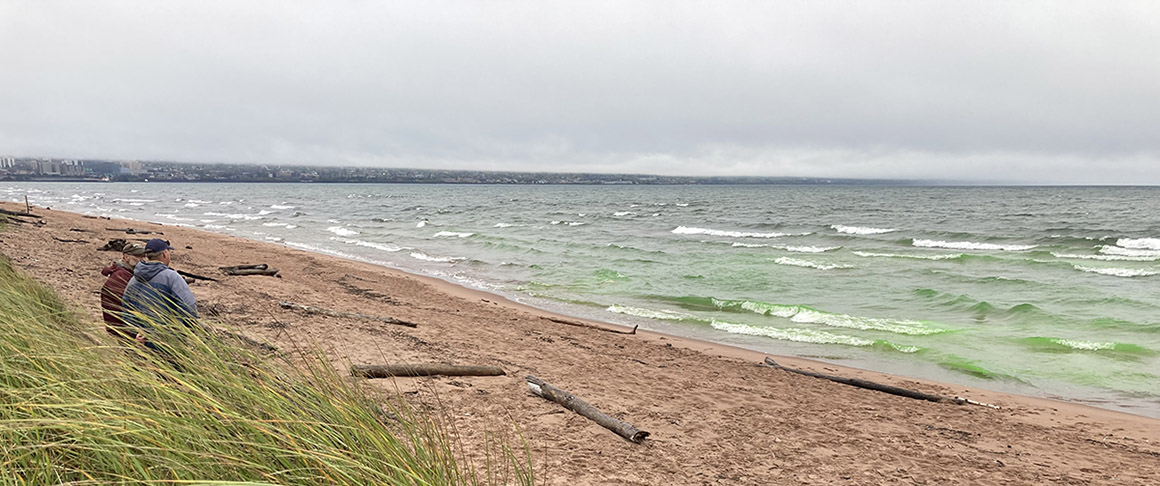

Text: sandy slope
xmin=3 ymin=201 xmax=1158 ymax=485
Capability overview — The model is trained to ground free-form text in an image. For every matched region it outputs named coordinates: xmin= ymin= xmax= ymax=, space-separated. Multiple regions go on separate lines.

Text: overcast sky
xmin=2 ymin=1 xmax=1158 ymax=184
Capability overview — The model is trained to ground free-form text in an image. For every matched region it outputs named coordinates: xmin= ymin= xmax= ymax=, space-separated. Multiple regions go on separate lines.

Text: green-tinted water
xmin=9 ymin=183 xmax=1159 ymax=416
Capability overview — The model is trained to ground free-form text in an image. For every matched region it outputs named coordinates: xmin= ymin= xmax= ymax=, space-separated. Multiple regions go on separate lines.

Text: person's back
xmin=122 ymin=239 xmax=198 ymax=334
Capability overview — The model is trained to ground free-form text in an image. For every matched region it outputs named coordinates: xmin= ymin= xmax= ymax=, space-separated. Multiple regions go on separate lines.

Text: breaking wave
xmin=773 ymin=257 xmax=854 ymax=270
xmin=831 ymin=225 xmax=896 ymax=235
xmin=709 ymin=320 xmax=921 ymax=353
xmin=853 ymin=251 xmax=964 ymax=261
xmin=912 ymin=239 xmax=1036 ymax=251
xmin=672 ymin=226 xmax=788 ymax=238
xmin=433 ymin=231 xmax=474 ymax=238
xmin=1117 ymin=238 xmax=1160 ymax=251
xmin=1073 ymin=265 xmax=1158 ymax=277
xmin=326 ymin=226 xmax=359 ymax=237
xmin=711 ymin=298 xmax=948 ymax=336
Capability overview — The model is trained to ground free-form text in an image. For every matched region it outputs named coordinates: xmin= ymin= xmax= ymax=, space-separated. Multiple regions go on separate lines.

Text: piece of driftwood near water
xmin=0 ymin=207 xmax=37 ymax=218
xmin=279 ymin=301 xmax=418 ymax=328
xmin=526 ymin=375 xmax=649 ymax=443
xmin=764 ymin=357 xmax=955 ymax=404
xmin=220 ymin=264 xmax=279 ymax=277
xmin=541 ymin=316 xmax=638 ymax=335
xmin=106 ymin=227 xmax=163 ymax=235
xmin=176 ymin=269 xmax=219 ymax=282
xmin=352 ymin=364 xmax=505 ymax=378
xmin=52 ymin=236 xmax=88 ymax=244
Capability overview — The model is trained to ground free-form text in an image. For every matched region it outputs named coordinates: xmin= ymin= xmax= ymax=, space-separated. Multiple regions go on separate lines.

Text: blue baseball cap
xmin=144 ymin=238 xmax=174 ymax=253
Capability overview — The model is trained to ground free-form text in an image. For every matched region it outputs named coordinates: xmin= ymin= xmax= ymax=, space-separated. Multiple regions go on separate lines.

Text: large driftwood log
xmin=0 ymin=207 xmax=37 ymax=218
xmin=52 ymin=236 xmax=89 ymax=244
xmin=353 ymin=364 xmax=505 ymax=378
xmin=105 ymin=227 xmax=162 ymax=235
xmin=221 ymin=268 xmax=280 ymax=277
xmin=541 ymin=316 xmax=638 ymax=335
xmin=764 ymin=357 xmax=953 ymax=403
xmin=220 ymin=264 xmax=268 ymax=271
xmin=525 ymin=375 xmax=649 ymax=443
xmin=176 ymin=269 xmax=219 ymax=282
xmin=279 ymin=301 xmax=418 ymax=328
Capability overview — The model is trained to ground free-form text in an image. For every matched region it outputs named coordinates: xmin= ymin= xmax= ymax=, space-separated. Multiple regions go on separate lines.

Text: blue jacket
xmin=122 ymin=260 xmax=199 ymax=331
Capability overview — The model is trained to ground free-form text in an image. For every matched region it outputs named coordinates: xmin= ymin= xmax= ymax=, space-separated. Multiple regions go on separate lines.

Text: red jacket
xmin=100 ymin=262 xmax=134 ymax=335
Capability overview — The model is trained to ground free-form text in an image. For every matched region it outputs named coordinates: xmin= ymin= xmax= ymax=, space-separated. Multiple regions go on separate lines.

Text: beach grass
xmin=0 ymin=253 xmax=533 ymax=485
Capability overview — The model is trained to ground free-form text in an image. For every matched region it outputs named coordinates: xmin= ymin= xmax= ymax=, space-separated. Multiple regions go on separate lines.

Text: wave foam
xmin=712 ymin=298 xmax=947 ymax=336
xmin=773 ymin=257 xmax=854 ymax=270
xmin=1117 ymin=238 xmax=1160 ymax=251
xmin=1051 ymin=252 xmax=1158 ymax=262
xmin=913 ymin=239 xmax=1035 ymax=251
xmin=673 ymin=226 xmax=787 ymax=238
xmin=270 ymin=204 xmax=296 ymax=209
xmin=606 ymin=305 xmax=693 ymax=321
xmin=204 ymin=211 xmax=265 ymax=221
xmin=326 ymin=226 xmax=360 ymax=237
xmin=831 ymin=225 xmax=896 ymax=235
xmin=1100 ymin=245 xmax=1160 ymax=258
xmin=409 ymin=252 xmax=464 ymax=263
xmin=330 ymin=237 xmax=406 ymax=253
xmin=710 ymin=320 xmax=889 ymax=348
xmin=1073 ymin=265 xmax=1158 ymax=277
xmin=786 ymin=245 xmax=842 ymax=253
xmin=853 ymin=251 xmax=963 ymax=260
xmin=433 ymin=231 xmax=474 ymax=238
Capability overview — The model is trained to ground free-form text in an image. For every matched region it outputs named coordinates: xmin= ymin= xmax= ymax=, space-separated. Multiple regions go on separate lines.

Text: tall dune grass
xmin=0 ymin=254 xmax=533 ymax=485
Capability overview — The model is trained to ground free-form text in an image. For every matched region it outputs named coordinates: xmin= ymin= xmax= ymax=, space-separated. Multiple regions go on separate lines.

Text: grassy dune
xmin=0 ymin=252 xmax=532 ymax=485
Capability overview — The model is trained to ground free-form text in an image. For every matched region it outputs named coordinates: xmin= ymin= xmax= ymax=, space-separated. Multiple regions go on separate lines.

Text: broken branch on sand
xmin=352 ymin=364 xmax=506 ymax=378
xmin=279 ymin=301 xmax=418 ymax=328
xmin=764 ymin=357 xmax=955 ymax=404
xmin=525 ymin=375 xmax=649 ymax=443
xmin=105 ymin=227 xmax=163 ymax=235
xmin=541 ymin=316 xmax=638 ymax=335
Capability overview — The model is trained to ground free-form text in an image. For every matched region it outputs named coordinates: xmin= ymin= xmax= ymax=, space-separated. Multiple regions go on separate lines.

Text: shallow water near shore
xmin=8 ymin=182 xmax=1160 ymax=417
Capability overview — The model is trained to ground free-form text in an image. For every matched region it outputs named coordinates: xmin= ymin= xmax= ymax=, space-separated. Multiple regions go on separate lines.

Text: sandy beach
xmin=3 ymin=201 xmax=1158 ymax=485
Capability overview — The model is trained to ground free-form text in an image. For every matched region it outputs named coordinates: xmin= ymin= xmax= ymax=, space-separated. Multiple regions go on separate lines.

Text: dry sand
xmin=3 ymin=201 xmax=1159 ymax=485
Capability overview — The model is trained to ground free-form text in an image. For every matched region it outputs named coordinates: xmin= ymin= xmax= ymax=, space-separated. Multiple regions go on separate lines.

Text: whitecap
xmin=417 ymin=220 xmax=428 ymax=228
xmin=113 ymin=198 xmax=157 ymax=203
xmin=710 ymin=320 xmax=876 ymax=347
xmin=773 ymin=257 xmax=854 ymax=270
xmin=1117 ymin=238 xmax=1160 ymax=251
xmin=831 ymin=225 xmax=896 ymax=235
xmin=1073 ymin=265 xmax=1157 ymax=277
xmin=434 ymin=231 xmax=474 ymax=238
xmin=613 ymin=211 xmax=636 ymax=217
xmin=913 ymin=239 xmax=1035 ymax=251
xmin=853 ymin=251 xmax=963 ymax=261
xmin=1047 ymin=338 xmax=1117 ymax=351
xmin=409 ymin=252 xmax=464 ymax=263
xmin=203 ymin=211 xmax=264 ymax=221
xmin=785 ymin=245 xmax=842 ymax=253
xmin=732 ymin=242 xmax=769 ymax=248
xmin=257 ymin=210 xmax=273 ymax=216
xmin=493 ymin=223 xmax=517 ymax=228
xmin=606 ymin=304 xmax=693 ymax=321
xmin=1051 ymin=252 xmax=1158 ymax=262
xmin=672 ymin=226 xmax=787 ymax=238
xmin=326 ymin=226 xmax=360 ymax=237
xmin=270 ymin=204 xmax=296 ymax=209
xmin=1100 ymin=245 xmax=1160 ymax=258
xmin=330 ymin=237 xmax=406 ymax=252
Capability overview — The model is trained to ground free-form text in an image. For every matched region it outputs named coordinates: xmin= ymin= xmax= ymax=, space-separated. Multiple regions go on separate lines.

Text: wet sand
xmin=3 ymin=201 xmax=1158 ymax=485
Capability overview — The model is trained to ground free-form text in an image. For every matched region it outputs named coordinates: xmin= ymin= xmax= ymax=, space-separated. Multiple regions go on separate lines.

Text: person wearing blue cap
xmin=121 ymin=238 xmax=199 ymax=344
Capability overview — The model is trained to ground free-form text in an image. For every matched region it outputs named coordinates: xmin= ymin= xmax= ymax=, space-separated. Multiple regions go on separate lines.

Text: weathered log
xmin=541 ymin=316 xmax=638 ymax=335
xmin=221 ymin=267 xmax=280 ymax=277
xmin=279 ymin=301 xmax=418 ymax=327
xmin=105 ymin=227 xmax=163 ymax=235
xmin=176 ymin=269 xmax=219 ymax=282
xmin=220 ymin=264 xmax=269 ymax=271
xmin=763 ymin=357 xmax=953 ymax=404
xmin=525 ymin=375 xmax=649 ymax=443
xmin=0 ymin=207 xmax=36 ymax=218
xmin=353 ymin=364 xmax=506 ymax=378
xmin=215 ymin=328 xmax=278 ymax=353
xmin=52 ymin=236 xmax=89 ymax=244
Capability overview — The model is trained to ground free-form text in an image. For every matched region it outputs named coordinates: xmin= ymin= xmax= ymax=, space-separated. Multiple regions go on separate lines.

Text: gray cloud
xmin=2 ymin=1 xmax=1158 ymax=183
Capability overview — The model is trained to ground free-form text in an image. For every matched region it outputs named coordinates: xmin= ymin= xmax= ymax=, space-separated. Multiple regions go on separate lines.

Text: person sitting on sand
xmin=122 ymin=239 xmax=199 ymax=342
xmin=99 ymin=241 xmax=147 ymax=340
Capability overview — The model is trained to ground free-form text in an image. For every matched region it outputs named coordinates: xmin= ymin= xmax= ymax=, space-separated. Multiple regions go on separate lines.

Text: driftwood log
xmin=0 ymin=207 xmax=37 ymax=218
xmin=220 ymin=264 xmax=279 ymax=277
xmin=52 ymin=236 xmax=88 ymax=244
xmin=541 ymin=316 xmax=638 ymax=335
xmin=97 ymin=238 xmax=151 ymax=252
xmin=176 ymin=269 xmax=219 ymax=282
xmin=764 ymin=357 xmax=953 ymax=403
xmin=525 ymin=375 xmax=649 ymax=443
xmin=279 ymin=302 xmax=418 ymax=328
xmin=106 ymin=227 xmax=162 ymax=235
xmin=353 ymin=364 xmax=506 ymax=378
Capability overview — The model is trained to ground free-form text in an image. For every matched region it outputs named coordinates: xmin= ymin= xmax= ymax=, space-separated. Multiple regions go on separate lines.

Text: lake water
xmin=7 ymin=182 xmax=1159 ymax=417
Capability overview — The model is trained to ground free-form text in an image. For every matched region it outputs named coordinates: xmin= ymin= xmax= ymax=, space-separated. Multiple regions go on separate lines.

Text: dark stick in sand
xmin=353 ymin=364 xmax=506 ymax=378
xmin=526 ymin=375 xmax=649 ymax=443
xmin=541 ymin=316 xmax=638 ymax=335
